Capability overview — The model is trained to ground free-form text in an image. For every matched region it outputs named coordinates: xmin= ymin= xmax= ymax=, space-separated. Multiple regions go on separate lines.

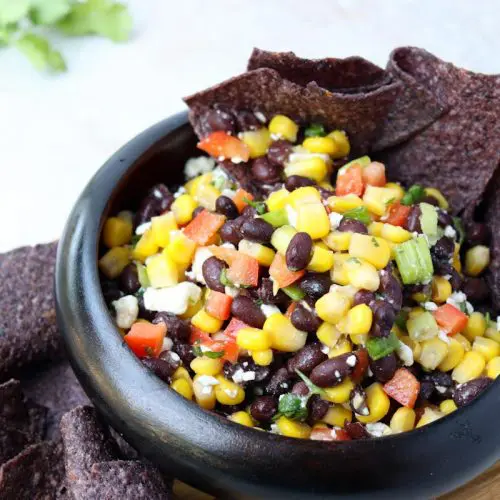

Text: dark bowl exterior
xmin=55 ymin=111 xmax=500 ymax=499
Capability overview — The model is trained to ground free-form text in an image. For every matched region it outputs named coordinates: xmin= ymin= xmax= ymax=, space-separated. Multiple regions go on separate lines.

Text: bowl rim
xmin=55 ymin=110 xmax=500 ymax=498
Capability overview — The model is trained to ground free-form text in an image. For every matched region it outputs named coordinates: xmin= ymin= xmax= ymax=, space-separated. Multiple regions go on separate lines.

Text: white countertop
xmin=1 ymin=0 xmax=498 ymax=252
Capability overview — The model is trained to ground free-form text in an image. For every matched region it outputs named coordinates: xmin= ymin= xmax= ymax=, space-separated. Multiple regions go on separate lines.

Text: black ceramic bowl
xmin=56 ymin=111 xmax=500 ymax=499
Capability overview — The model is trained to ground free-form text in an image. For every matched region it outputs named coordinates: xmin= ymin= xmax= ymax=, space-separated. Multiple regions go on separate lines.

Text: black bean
xmin=318 ymin=186 xmax=334 ymax=200
xmin=437 ymin=209 xmax=453 ymax=228
xmin=137 ymin=295 xmax=155 ymax=321
xmin=290 ymin=304 xmax=322 ymax=333
xmin=241 ymin=205 xmax=258 ymax=219
xmin=350 ymin=385 xmax=370 ymax=416
xmin=287 ymin=343 xmax=327 ymax=375
xmin=432 ymin=237 xmax=455 ymax=260
xmin=462 ymin=277 xmax=489 ymax=303
xmin=200 ymin=108 xmax=236 ymax=136
xmin=453 ymin=377 xmax=492 ymax=407
xmin=344 ymin=421 xmax=369 ymax=440
xmin=405 ymin=205 xmax=422 ymax=233
xmin=175 ymin=343 xmax=195 ymax=366
xmin=231 ymin=296 xmax=266 ymax=328
xmin=267 ymin=140 xmax=293 ymax=166
xmin=466 ymin=222 xmax=490 ymax=246
xmin=265 ymin=367 xmax=294 ymax=396
xmin=284 ymin=175 xmax=316 ymax=191
xmin=235 ymin=110 xmax=261 ymax=131
xmin=153 ymin=184 xmax=175 ymax=213
xmin=433 ymin=259 xmax=454 ymax=277
xmin=370 ymin=300 xmax=396 ymax=338
xmin=223 ymin=358 xmax=271 ymax=387
xmin=309 ymin=353 xmax=356 ymax=387
xmin=256 ymin=278 xmax=290 ymax=306
xmin=353 ymin=290 xmax=376 ymax=307
xmin=379 ymin=270 xmax=403 ymax=310
xmin=159 ymin=350 xmax=182 ymax=372
xmin=250 ymin=396 xmax=278 ymax=422
xmin=220 ymin=219 xmax=244 ymax=245
xmin=286 ymin=232 xmax=313 ymax=271
xmin=308 ymin=395 xmax=330 ymax=421
xmin=215 ymin=195 xmax=238 ymax=219
xmin=292 ymin=381 xmax=310 ymax=396
xmin=338 ymin=218 xmax=368 ymax=234
xmin=240 ymin=218 xmax=274 ymax=244
xmin=192 ymin=206 xmax=205 ymax=218
xmin=119 ymin=264 xmax=141 ymax=294
xmin=449 ymin=269 xmax=463 ymax=292
xmin=418 ymin=380 xmax=435 ymax=402
xmin=422 ymin=371 xmax=453 ymax=400
xmin=102 ymin=280 xmax=124 ymax=305
xmin=134 ymin=184 xmax=174 ymax=227
xmin=369 ymin=354 xmax=397 ymax=383
xmin=298 ymin=273 xmax=332 ymax=300
xmin=152 ymin=312 xmax=190 ymax=343
xmin=142 ymin=358 xmax=177 ymax=384
xmin=251 ymin=157 xmax=282 ymax=184
xmin=201 ymin=257 xmax=227 ymax=293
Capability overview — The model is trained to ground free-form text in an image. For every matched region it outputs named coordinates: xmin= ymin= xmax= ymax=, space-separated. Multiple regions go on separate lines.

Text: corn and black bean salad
xmin=99 ymin=111 xmax=498 ymax=441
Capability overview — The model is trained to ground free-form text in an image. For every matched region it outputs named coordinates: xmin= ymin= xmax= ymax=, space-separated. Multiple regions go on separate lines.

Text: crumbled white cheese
xmin=447 ymin=291 xmax=468 ymax=311
xmin=270 ymin=423 xmax=279 ymax=433
xmin=225 ymin=286 xmax=239 ymax=298
xmin=162 ymin=337 xmax=173 ymax=351
xmin=220 ymin=242 xmax=236 ymax=250
xmin=321 ymin=344 xmax=330 ymax=354
xmin=444 ymin=225 xmax=457 ymax=239
xmin=329 ymin=212 xmax=343 ymax=230
xmin=438 ymin=329 xmax=451 ymax=344
xmin=112 ymin=295 xmax=139 ymax=329
xmin=221 ymin=188 xmax=236 ymax=198
xmin=169 ymin=351 xmax=181 ymax=362
xmin=143 ymin=282 xmax=201 ymax=314
xmin=189 ymin=247 xmax=214 ymax=284
xmin=351 ymin=392 xmax=369 ymax=415
xmin=436 ymin=385 xmax=448 ymax=394
xmin=334 ymin=370 xmax=341 ymax=379
xmin=423 ymin=301 xmax=438 ymax=312
xmin=231 ymin=368 xmax=245 ymax=384
xmin=242 ymin=371 xmax=256 ymax=382
xmin=285 ymin=204 xmax=297 ymax=228
xmin=366 ymin=423 xmax=393 ymax=438
xmin=443 ymin=274 xmax=452 ymax=281
xmin=396 ymin=341 xmax=414 ymax=366
xmin=173 ymin=186 xmax=187 ymax=198
xmin=231 ymin=156 xmax=244 ymax=164
xmin=184 ymin=156 xmax=216 ymax=179
xmin=224 ymin=388 xmax=239 ymax=399
xmin=135 ymin=221 xmax=152 ymax=235
xmin=300 ymin=300 xmax=313 ymax=312
xmin=254 ymin=111 xmax=267 ymax=123
xmin=465 ymin=301 xmax=474 ymax=315
xmin=270 ymin=133 xmax=282 ymax=141
xmin=196 ymin=375 xmax=219 ymax=387
xmin=260 ymin=304 xmax=281 ymax=318
xmin=346 ymin=355 xmax=357 ymax=367
xmin=152 ymin=187 xmax=164 ymax=199
xmin=497 ymin=316 xmax=500 ymax=332
xmin=288 ymin=150 xmax=331 ymax=164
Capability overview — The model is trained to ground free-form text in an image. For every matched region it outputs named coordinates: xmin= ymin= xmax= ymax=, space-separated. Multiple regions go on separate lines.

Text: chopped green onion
xmin=394 ymin=236 xmax=434 ymax=285
xmin=295 ymin=369 xmax=325 ymax=396
xmin=282 ymin=285 xmax=306 ymax=301
xmin=400 ymin=193 xmax=414 ymax=206
xmin=304 ymin=123 xmax=326 ymax=137
xmin=419 ymin=202 xmax=438 ymax=243
xmin=406 ymin=311 xmax=439 ymax=341
xmin=337 ymin=155 xmax=371 ymax=177
xmin=415 ymin=235 xmax=434 ymax=284
xmin=261 ymin=208 xmax=289 ymax=227
xmin=243 ymin=197 xmax=266 ymax=215
xmin=366 ymin=331 xmax=400 ymax=360
xmin=342 ymin=206 xmax=372 ymax=225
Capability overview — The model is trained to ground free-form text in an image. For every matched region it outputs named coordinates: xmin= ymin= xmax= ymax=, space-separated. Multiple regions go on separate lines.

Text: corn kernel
xmin=368 ymin=222 xmax=384 ymax=237
xmin=331 ymin=253 xmax=351 ymax=286
xmin=418 ymin=337 xmax=448 ymax=370
xmin=345 ymin=258 xmax=380 ymax=291
xmin=240 ymin=128 xmax=272 ymax=158
xmin=276 ymin=416 xmax=311 ymax=439
xmin=384 ymin=182 xmax=405 ymax=200
xmin=193 ymin=184 xmax=220 ymax=211
xmin=327 ymin=194 xmax=364 ymax=213
xmin=454 ymin=333 xmax=472 ymax=352
xmin=338 ymin=304 xmax=373 ymax=335
xmin=319 ymin=181 xmax=334 ymax=191
xmin=485 ymin=327 xmax=500 ymax=344
xmin=486 ymin=357 xmax=500 ymax=379
xmin=356 ymin=383 xmax=390 ymax=424
xmin=463 ymin=312 xmax=487 ymax=341
xmin=465 ymin=245 xmax=490 ymax=277
xmin=315 ymin=291 xmax=352 ymax=324
xmin=270 ymin=225 xmax=297 ymax=254
xmin=323 ymin=231 xmax=351 ymax=252
xmin=117 ymin=210 xmax=133 ymax=224
xmin=431 ymin=276 xmax=452 ymax=303
xmin=266 ymin=188 xmax=290 ymax=211
xmin=215 ymin=376 xmax=245 ymax=405
xmin=263 ymin=314 xmax=307 ymax=352
xmin=424 ymin=187 xmax=449 ymax=210
xmin=327 ymin=130 xmax=350 ymax=158
xmin=322 ymin=405 xmax=352 ymax=427
xmin=316 ymin=322 xmax=341 ymax=347
xmin=439 ymin=399 xmax=458 ymax=415
xmin=381 ymin=224 xmax=412 ymax=243
xmin=363 ymin=185 xmax=403 ymax=216
xmin=102 ymin=217 xmax=133 ymax=248
xmin=349 ymin=234 xmax=391 ymax=269
xmin=98 ymin=246 xmax=130 ymax=279
xmin=171 ymin=194 xmax=197 ymax=225
xmin=146 ymin=253 xmax=178 ymax=288
xmin=179 ymin=298 xmax=203 ymax=320
xmin=192 ymin=374 xmax=217 ymax=410
xmin=307 ymin=245 xmax=334 ymax=272
xmin=171 ymin=378 xmax=193 ymax=400
xmin=185 ymin=172 xmax=213 ymax=196
xmin=453 ymin=243 xmax=462 ymax=273
xmin=251 ymin=348 xmax=274 ymax=366
xmin=472 ymin=336 xmax=500 ymax=362
xmin=229 ymin=411 xmax=255 ymax=427
xmin=295 ymin=203 xmax=330 ymax=239
xmin=165 ymin=232 xmax=197 ymax=268
xmin=303 ymin=136 xmax=338 ymax=155
xmin=452 ymin=351 xmax=486 ymax=383
xmin=191 ymin=309 xmax=223 ymax=334
xmin=287 ymin=186 xmax=321 ymax=208
xmin=328 ymin=336 xmax=352 ymax=357
xmin=239 ymin=239 xmax=275 ymax=266
xmin=269 ymin=115 xmax=299 ymax=142
xmin=172 ymin=366 xmax=192 ymax=382
xmin=237 ymin=327 xmax=272 ymax=351
xmin=416 ymin=407 xmax=444 ymax=428
xmin=322 ymin=378 xmax=355 ymax=404
xmin=132 ymin=228 xmax=159 ymax=261
xmin=390 ymin=407 xmax=416 ymax=433
xmin=438 ymin=337 xmax=465 ymax=372
xmin=151 ymin=212 xmax=178 ymax=248
xmin=190 ymin=357 xmax=224 ymax=377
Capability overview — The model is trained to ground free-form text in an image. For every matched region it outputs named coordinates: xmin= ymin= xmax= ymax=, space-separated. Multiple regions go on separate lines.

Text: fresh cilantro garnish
xmin=347 ymin=257 xmax=361 ymax=265
xmin=371 ymin=237 xmax=380 ymax=248
xmin=243 ymin=197 xmax=266 ymax=215
xmin=0 ymin=0 xmax=132 ymax=73
xmin=255 ymin=298 xmax=264 ymax=306
xmin=295 ymin=369 xmax=325 ymax=396
xmin=219 ymin=268 xmax=234 ymax=287
xmin=342 ymin=206 xmax=372 ymax=225
xmin=275 ymin=393 xmax=308 ymax=421
xmin=385 ymin=197 xmax=396 ymax=206
xmin=192 ymin=343 xmax=224 ymax=359
xmin=304 ymin=123 xmax=326 ymax=138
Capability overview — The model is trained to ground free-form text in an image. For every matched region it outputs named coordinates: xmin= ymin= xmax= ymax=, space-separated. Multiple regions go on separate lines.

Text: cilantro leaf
xmin=276 ymin=393 xmax=308 ymax=421
xmin=452 ymin=216 xmax=465 ymax=245
xmin=15 ymin=33 xmax=66 ymax=73
xmin=295 ymin=369 xmax=325 ymax=396
xmin=192 ymin=343 xmax=224 ymax=359
xmin=304 ymin=123 xmax=325 ymax=138
xmin=29 ymin=0 xmax=72 ymax=25
xmin=342 ymin=206 xmax=372 ymax=225
xmin=243 ymin=197 xmax=266 ymax=215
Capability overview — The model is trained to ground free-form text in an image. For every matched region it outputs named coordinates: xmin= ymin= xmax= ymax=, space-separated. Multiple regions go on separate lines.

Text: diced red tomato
xmin=233 ymin=188 xmax=254 ymax=213
xmin=184 ymin=210 xmax=226 ymax=245
xmin=385 ymin=201 xmax=411 ymax=227
xmin=197 ymin=131 xmax=250 ymax=162
xmin=190 ymin=326 xmax=211 ymax=345
xmin=224 ymin=317 xmax=250 ymax=339
xmin=227 ymin=253 xmax=260 ymax=287
xmin=336 ymin=165 xmax=365 ymax=197
xmin=210 ymin=340 xmax=239 ymax=363
xmin=351 ymin=349 xmax=369 ymax=383
xmin=285 ymin=302 xmax=297 ymax=319
xmin=190 ymin=326 xmax=239 ymax=363
xmin=434 ymin=303 xmax=468 ymax=335
xmin=205 ymin=291 xmax=233 ymax=321
xmin=209 ymin=245 xmax=239 ymax=265
xmin=310 ymin=427 xmax=352 ymax=441
xmin=269 ymin=253 xmax=305 ymax=289
xmin=383 ymin=368 xmax=420 ymax=409
xmin=124 ymin=322 xmax=166 ymax=358
xmin=362 ymin=161 xmax=386 ymax=187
